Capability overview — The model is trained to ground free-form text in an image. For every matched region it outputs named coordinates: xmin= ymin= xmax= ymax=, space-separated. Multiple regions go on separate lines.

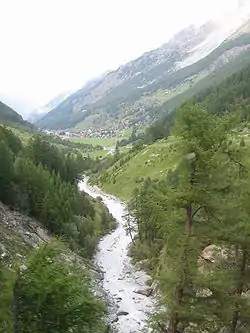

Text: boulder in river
xmin=117 ymin=310 xmax=129 ymax=316
xmin=115 ymin=297 xmax=122 ymax=302
xmin=135 ymin=259 xmax=150 ymax=271
xmin=134 ymin=287 xmax=153 ymax=297
xmin=111 ymin=316 xmax=119 ymax=323
xmin=150 ymin=280 xmax=159 ymax=295
xmin=92 ymin=269 xmax=104 ymax=281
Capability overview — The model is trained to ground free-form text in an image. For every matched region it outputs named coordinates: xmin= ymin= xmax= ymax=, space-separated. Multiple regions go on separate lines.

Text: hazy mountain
xmin=37 ymin=4 xmax=250 ymax=130
xmin=36 ymin=77 xmax=104 ymax=129
xmin=27 ymin=90 xmax=74 ymax=123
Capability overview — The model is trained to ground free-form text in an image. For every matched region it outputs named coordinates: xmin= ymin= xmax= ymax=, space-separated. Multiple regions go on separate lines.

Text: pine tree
xmin=130 ymin=105 xmax=247 ymax=332
xmin=0 ymin=261 xmax=14 ymax=333
xmin=0 ymin=141 xmax=14 ymax=203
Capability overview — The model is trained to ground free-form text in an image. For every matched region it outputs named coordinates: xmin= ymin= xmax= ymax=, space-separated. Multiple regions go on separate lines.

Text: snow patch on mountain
xmin=179 ymin=3 xmax=250 ymax=69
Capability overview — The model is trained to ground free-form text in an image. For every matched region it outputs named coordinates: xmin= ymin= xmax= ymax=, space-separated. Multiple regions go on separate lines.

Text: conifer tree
xmin=0 ymin=141 xmax=14 ymax=202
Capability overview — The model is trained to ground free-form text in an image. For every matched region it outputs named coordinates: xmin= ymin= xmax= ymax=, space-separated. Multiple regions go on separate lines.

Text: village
xmin=43 ymin=127 xmax=118 ymax=140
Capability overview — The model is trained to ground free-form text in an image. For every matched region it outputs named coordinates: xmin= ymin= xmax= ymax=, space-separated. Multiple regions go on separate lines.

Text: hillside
xmin=93 ymin=60 xmax=250 ymax=199
xmin=93 ymin=139 xmax=178 ymax=199
xmin=0 ymin=199 xmax=112 ymax=333
xmin=0 ymin=101 xmax=31 ymax=127
xmin=37 ymin=12 xmax=250 ymax=131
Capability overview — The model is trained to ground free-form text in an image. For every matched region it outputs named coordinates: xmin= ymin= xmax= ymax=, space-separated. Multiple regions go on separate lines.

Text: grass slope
xmin=95 ymin=137 xmax=180 ymax=200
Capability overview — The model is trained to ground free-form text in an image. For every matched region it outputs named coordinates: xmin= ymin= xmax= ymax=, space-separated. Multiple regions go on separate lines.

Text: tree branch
xmin=191 ymin=206 xmax=204 ymax=221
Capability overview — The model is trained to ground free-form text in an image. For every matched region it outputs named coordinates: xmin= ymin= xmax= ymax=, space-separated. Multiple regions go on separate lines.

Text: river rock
xmin=134 ymin=287 xmax=153 ymax=297
xmin=111 ymin=316 xmax=119 ymax=323
xmin=115 ymin=297 xmax=122 ymax=302
xmin=135 ymin=274 xmax=148 ymax=286
xmin=92 ymin=268 xmax=104 ymax=281
xmin=150 ymin=280 xmax=158 ymax=295
xmin=135 ymin=259 xmax=150 ymax=270
xmin=117 ymin=310 xmax=129 ymax=316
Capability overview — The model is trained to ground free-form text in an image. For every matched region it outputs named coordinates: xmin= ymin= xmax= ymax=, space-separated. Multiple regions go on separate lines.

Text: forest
xmin=0 ymin=126 xmax=114 ymax=332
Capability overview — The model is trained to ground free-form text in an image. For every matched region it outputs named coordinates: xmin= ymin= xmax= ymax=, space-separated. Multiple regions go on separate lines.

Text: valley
xmin=2 ymin=2 xmax=250 ymax=332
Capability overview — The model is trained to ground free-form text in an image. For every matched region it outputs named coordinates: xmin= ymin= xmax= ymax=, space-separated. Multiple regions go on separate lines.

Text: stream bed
xmin=79 ymin=179 xmax=156 ymax=333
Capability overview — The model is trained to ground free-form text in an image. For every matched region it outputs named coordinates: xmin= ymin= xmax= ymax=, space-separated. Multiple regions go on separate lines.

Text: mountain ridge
xmin=36 ymin=7 xmax=250 ymax=131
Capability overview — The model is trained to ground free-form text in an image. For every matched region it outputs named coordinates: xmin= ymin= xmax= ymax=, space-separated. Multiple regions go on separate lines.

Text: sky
xmin=0 ymin=0 xmax=238 ymax=116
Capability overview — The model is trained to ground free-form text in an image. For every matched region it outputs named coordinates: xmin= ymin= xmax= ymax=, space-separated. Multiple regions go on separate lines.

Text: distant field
xmin=69 ymin=137 xmax=120 ymax=147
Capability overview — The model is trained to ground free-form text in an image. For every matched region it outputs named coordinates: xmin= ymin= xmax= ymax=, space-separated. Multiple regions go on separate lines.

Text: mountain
xmin=0 ymin=101 xmax=31 ymax=127
xmin=28 ymin=90 xmax=74 ymax=123
xmin=36 ymin=77 xmax=104 ymax=129
xmin=37 ymin=5 xmax=250 ymax=131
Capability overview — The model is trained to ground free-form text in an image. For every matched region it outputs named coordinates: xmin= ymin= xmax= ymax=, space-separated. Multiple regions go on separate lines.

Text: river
xmin=79 ymin=179 xmax=155 ymax=333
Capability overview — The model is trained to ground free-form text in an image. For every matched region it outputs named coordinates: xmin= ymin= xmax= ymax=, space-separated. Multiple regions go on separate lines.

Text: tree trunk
xmin=168 ymin=286 xmax=184 ymax=333
xmin=229 ymin=249 xmax=247 ymax=333
xmin=168 ymin=205 xmax=192 ymax=333
xmin=186 ymin=204 xmax=192 ymax=235
xmin=127 ymin=217 xmax=135 ymax=245
xmin=13 ymin=273 xmax=20 ymax=333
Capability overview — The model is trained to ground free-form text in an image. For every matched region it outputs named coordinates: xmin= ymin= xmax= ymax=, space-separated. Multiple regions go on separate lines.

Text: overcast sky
xmin=0 ymin=0 xmax=238 ymax=114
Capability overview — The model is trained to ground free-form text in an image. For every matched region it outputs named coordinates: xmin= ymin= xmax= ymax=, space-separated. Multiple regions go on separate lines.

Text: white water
xmin=79 ymin=179 xmax=155 ymax=333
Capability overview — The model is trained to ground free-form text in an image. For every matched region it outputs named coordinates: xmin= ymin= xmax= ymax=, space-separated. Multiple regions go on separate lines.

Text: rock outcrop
xmin=0 ymin=201 xmax=50 ymax=264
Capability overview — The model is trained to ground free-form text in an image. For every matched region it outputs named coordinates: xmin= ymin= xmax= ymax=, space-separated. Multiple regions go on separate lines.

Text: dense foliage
xmin=0 ymin=126 xmax=115 ymax=257
xmin=129 ymin=105 xmax=250 ymax=332
xmin=0 ymin=241 xmax=109 ymax=333
xmin=0 ymin=126 xmax=116 ymax=332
